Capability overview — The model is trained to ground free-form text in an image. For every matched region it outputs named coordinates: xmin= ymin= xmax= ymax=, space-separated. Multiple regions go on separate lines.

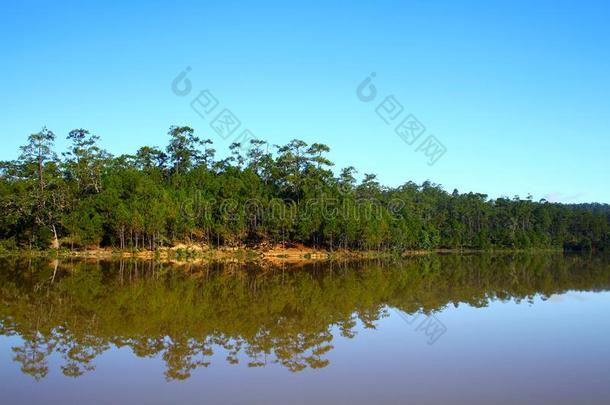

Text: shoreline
xmin=0 ymin=245 xmax=566 ymax=265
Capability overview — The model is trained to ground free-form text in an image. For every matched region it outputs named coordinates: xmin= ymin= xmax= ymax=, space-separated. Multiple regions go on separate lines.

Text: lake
xmin=1 ymin=254 xmax=609 ymax=404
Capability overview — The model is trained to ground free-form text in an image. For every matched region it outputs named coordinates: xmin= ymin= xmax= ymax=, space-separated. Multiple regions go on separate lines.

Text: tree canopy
xmin=1 ymin=126 xmax=609 ymax=252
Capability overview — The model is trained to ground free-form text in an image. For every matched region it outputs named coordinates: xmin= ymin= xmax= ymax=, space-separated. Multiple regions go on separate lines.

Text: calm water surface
xmin=1 ymin=254 xmax=609 ymax=404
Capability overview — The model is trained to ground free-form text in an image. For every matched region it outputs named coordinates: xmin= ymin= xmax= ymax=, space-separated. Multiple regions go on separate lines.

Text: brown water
xmin=1 ymin=254 xmax=609 ymax=404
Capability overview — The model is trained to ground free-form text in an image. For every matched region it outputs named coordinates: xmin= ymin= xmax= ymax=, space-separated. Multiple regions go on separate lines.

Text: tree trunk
xmin=51 ymin=224 xmax=60 ymax=249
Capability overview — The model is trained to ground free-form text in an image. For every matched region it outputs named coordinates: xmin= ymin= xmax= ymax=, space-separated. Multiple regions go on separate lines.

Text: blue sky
xmin=1 ymin=0 xmax=609 ymax=203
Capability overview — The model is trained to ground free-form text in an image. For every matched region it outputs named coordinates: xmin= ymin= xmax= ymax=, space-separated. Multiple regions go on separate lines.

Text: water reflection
xmin=1 ymin=254 xmax=608 ymax=381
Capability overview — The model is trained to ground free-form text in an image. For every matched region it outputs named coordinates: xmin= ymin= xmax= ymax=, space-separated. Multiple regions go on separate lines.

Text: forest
xmin=0 ymin=126 xmax=609 ymax=252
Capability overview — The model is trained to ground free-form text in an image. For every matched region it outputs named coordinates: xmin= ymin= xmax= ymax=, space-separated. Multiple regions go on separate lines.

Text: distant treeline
xmin=1 ymin=126 xmax=609 ymax=251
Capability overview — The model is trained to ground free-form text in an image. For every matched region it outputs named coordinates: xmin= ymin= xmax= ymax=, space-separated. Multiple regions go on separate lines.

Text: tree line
xmin=1 ymin=126 xmax=609 ymax=251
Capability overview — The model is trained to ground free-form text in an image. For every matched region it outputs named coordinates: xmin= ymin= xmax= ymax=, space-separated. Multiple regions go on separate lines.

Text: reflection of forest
xmin=1 ymin=254 xmax=609 ymax=381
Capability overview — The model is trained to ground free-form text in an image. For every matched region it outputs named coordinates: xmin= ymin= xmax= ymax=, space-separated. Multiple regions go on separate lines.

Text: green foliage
xmin=65 ymin=199 xmax=104 ymax=246
xmin=1 ymin=126 xmax=609 ymax=251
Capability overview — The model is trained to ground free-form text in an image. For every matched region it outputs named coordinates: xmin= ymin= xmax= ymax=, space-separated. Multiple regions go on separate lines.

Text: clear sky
xmin=1 ymin=0 xmax=609 ymax=203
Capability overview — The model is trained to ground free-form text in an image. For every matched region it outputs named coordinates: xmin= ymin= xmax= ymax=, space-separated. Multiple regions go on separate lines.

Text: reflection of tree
xmin=339 ymin=317 xmax=357 ymax=338
xmin=11 ymin=332 xmax=54 ymax=381
xmin=162 ymin=337 xmax=212 ymax=380
xmin=0 ymin=254 xmax=609 ymax=381
xmin=56 ymin=333 xmax=108 ymax=378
